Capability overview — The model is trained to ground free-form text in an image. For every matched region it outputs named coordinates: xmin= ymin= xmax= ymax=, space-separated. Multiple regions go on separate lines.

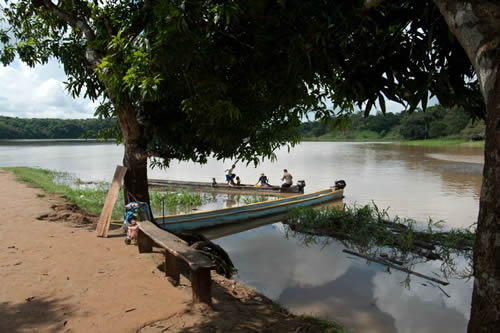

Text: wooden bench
xmin=137 ymin=220 xmax=216 ymax=305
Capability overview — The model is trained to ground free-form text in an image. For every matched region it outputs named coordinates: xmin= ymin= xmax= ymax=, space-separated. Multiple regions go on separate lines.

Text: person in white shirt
xmin=225 ymin=164 xmax=236 ymax=184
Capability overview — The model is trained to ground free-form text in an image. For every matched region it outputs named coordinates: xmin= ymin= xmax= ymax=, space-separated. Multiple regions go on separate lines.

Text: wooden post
xmin=191 ymin=268 xmax=212 ymax=305
xmin=164 ymin=252 xmax=180 ymax=286
xmin=96 ymin=165 xmax=127 ymax=237
xmin=137 ymin=229 xmax=153 ymax=253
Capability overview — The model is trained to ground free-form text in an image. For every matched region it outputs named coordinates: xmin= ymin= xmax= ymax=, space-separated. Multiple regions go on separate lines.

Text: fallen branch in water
xmin=438 ymin=285 xmax=451 ymax=298
xmin=285 ymin=204 xmax=475 ymax=262
xmin=343 ymin=249 xmax=449 ymax=286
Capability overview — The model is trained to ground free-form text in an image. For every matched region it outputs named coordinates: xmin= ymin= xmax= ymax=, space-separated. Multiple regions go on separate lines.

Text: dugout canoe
xmin=155 ymin=188 xmax=343 ymax=232
xmin=148 ymin=178 xmax=305 ymax=195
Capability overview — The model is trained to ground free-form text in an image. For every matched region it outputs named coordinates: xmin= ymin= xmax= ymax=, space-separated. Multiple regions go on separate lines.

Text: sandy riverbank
xmin=0 ymin=170 xmax=338 ymax=332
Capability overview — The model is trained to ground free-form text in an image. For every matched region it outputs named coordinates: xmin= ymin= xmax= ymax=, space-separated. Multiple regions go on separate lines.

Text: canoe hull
xmin=156 ymin=188 xmax=343 ymax=232
xmin=149 ymin=179 xmax=304 ymax=194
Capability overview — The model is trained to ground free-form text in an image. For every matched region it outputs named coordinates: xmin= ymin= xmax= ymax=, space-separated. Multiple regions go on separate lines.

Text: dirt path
xmin=0 ymin=170 xmax=332 ymax=333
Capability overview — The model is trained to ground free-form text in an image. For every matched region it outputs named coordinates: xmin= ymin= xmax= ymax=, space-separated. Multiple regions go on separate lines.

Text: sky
xmin=0 ymin=58 xmax=411 ymax=120
xmin=0 ymin=59 xmax=98 ymax=119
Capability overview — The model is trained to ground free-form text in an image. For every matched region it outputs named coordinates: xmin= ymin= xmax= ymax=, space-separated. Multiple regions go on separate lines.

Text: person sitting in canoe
xmin=281 ymin=169 xmax=293 ymax=188
xmin=228 ymin=173 xmax=237 ymax=186
xmin=235 ymin=176 xmax=241 ymax=185
xmin=256 ymin=173 xmax=271 ymax=187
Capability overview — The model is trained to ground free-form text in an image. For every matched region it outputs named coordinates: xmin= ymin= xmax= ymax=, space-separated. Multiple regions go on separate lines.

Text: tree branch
xmin=41 ymin=0 xmax=96 ymax=42
xmin=122 ymin=0 xmax=157 ymax=40
xmin=365 ymin=0 xmax=385 ymax=9
xmin=40 ymin=0 xmax=100 ymax=66
xmin=102 ymin=15 xmax=114 ymax=38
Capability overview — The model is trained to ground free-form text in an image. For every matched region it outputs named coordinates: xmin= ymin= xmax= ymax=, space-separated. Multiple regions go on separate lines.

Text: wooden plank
xmin=137 ymin=228 xmax=154 ymax=253
xmin=164 ymin=252 xmax=180 ymax=286
xmin=138 ymin=221 xmax=215 ymax=271
xmin=191 ymin=268 xmax=212 ymax=305
xmin=96 ymin=165 xmax=127 ymax=237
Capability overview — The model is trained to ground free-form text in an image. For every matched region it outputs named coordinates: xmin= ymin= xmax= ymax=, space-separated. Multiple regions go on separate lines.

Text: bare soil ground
xmin=0 ymin=170 xmax=329 ymax=333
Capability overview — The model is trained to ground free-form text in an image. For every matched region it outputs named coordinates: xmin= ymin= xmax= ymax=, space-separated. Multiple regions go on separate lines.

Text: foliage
xmin=4 ymin=167 xmax=205 ymax=219
xmin=460 ymin=120 xmax=486 ymax=141
xmin=0 ymin=116 xmax=117 ymax=139
xmin=238 ymin=194 xmax=270 ymax=205
xmin=399 ymin=139 xmax=485 ymax=148
xmin=297 ymin=315 xmax=350 ymax=333
xmin=398 ymin=105 xmax=470 ymax=140
xmin=285 ymin=203 xmax=475 ymax=279
xmin=268 ymin=302 xmax=349 ymax=333
xmin=301 ymin=104 xmax=482 ymax=141
xmin=0 ymin=0 xmax=340 ymax=169
xmin=150 ymin=190 xmax=202 ymax=215
xmin=4 ymin=167 xmax=124 ymax=218
xmin=0 ymin=1 xmax=484 ymax=167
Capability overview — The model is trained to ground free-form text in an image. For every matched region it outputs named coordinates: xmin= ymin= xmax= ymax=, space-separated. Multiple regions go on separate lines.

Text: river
xmin=0 ymin=140 xmax=482 ymax=332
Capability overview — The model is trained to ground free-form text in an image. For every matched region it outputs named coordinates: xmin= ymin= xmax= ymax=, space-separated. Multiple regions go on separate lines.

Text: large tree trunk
xmin=116 ymin=103 xmax=150 ymax=206
xmin=432 ymin=0 xmax=500 ymax=331
xmin=469 ymin=82 xmax=500 ymax=332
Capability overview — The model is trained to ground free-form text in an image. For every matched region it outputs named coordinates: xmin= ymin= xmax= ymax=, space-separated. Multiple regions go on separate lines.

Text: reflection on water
xmin=212 ymin=221 xmax=472 ymax=333
xmin=0 ymin=140 xmax=480 ymax=332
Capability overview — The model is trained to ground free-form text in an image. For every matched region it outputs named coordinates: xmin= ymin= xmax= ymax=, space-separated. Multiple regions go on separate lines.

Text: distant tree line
xmin=0 ymin=104 xmax=485 ymax=141
xmin=301 ymin=105 xmax=485 ymax=141
xmin=0 ymin=116 xmax=116 ymax=139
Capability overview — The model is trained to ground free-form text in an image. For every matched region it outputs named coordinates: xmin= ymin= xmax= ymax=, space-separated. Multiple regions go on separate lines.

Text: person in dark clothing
xmin=256 ymin=173 xmax=271 ymax=187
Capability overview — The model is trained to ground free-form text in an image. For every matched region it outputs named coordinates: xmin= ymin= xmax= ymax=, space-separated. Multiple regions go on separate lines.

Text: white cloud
xmin=372 ymin=259 xmax=472 ymax=333
xmin=0 ymin=59 xmax=98 ymax=119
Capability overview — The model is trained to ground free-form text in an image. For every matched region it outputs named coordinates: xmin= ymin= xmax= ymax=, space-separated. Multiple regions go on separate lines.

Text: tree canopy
xmin=0 ymin=1 xmax=483 ymax=167
xmin=301 ymin=105 xmax=480 ymax=141
xmin=0 ymin=116 xmax=116 ymax=139
xmin=2 ymin=1 xmax=500 ymax=331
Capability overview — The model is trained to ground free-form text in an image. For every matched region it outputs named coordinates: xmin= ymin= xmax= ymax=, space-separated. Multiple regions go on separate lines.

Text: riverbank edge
xmin=301 ymin=137 xmax=485 ymax=148
xmin=2 ymin=167 xmax=348 ymax=333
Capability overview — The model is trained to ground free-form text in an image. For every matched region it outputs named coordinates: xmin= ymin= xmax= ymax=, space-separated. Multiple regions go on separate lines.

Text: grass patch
xmin=238 ymin=194 xmax=271 ymax=204
xmin=4 ymin=167 xmax=205 ymax=220
xmin=5 ymin=167 xmax=125 ymax=219
xmin=269 ymin=301 xmax=348 ymax=332
xmin=301 ymin=136 xmax=485 ymax=148
xmin=150 ymin=190 xmax=203 ymax=215
xmin=397 ymin=139 xmax=484 ymax=148
xmin=298 ymin=315 xmax=350 ymax=333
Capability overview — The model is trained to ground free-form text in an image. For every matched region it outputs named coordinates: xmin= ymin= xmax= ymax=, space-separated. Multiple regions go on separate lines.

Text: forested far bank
xmin=301 ymin=105 xmax=485 ymax=142
xmin=0 ymin=104 xmax=485 ymax=142
xmin=0 ymin=116 xmax=116 ymax=139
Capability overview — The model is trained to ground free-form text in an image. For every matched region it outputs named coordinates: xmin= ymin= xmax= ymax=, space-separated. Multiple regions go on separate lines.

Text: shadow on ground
xmin=138 ymin=262 xmax=340 ymax=333
xmin=0 ymin=296 xmax=75 ymax=333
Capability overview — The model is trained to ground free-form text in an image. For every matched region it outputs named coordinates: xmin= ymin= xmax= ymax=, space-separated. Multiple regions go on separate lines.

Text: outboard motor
xmin=296 ymin=180 xmax=306 ymax=193
xmin=334 ymin=180 xmax=346 ymax=190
